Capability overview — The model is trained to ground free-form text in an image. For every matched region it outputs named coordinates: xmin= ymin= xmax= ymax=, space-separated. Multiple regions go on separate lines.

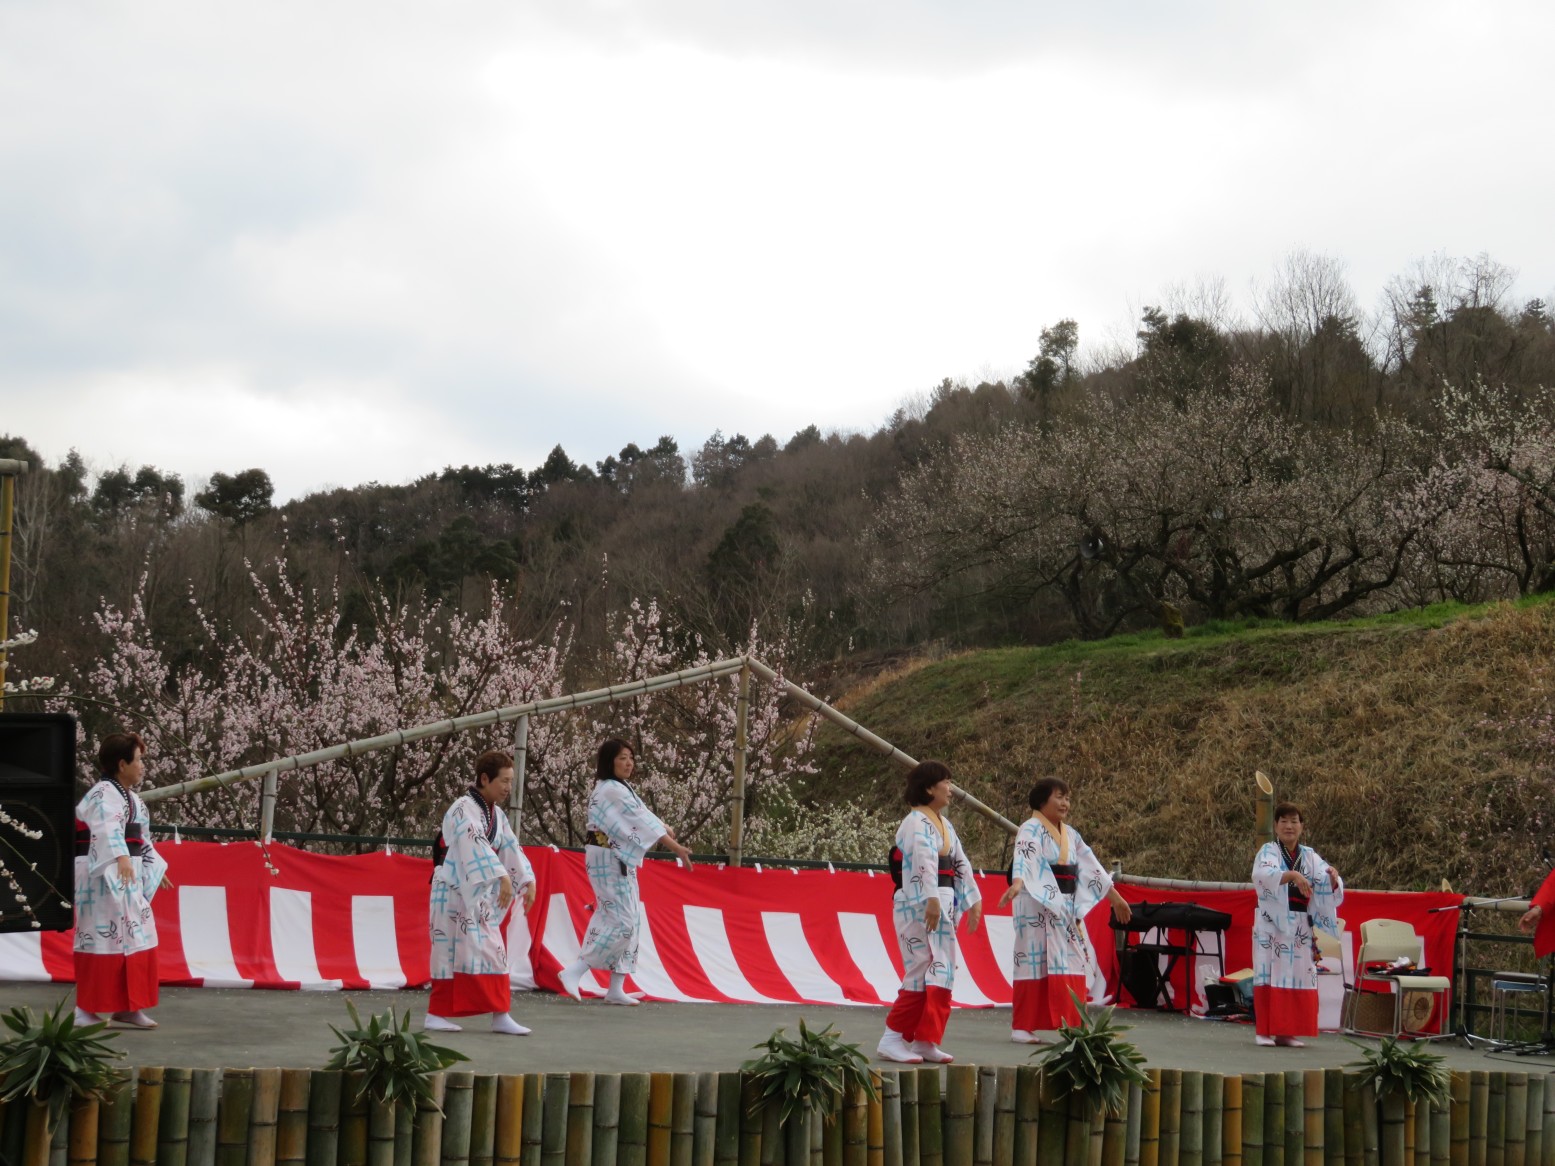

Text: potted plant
xmin=1346 ymin=1037 xmax=1450 ymax=1166
xmin=1034 ymin=992 xmax=1151 ymax=1166
xmin=0 ymin=1000 xmax=123 ymax=1166
xmin=742 ymin=1019 xmax=878 ymax=1165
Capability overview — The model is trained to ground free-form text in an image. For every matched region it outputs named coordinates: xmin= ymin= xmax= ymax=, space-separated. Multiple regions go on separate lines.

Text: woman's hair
xmin=474 ymin=749 xmax=513 ymax=784
xmin=1029 ymin=776 xmax=1071 ymax=812
xmin=904 ymin=760 xmax=953 ymax=806
xmin=596 ymin=738 xmax=634 ymax=783
xmin=1273 ymin=801 xmax=1304 ymax=824
xmin=98 ymin=732 xmax=146 ymax=776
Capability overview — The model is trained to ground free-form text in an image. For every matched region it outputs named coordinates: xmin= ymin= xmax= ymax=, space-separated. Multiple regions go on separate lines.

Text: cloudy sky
xmin=3 ymin=1 xmax=1552 ymax=500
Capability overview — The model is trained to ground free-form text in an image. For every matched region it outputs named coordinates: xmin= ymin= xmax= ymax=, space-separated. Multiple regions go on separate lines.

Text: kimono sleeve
xmin=132 ymin=793 xmax=168 ymax=902
xmin=77 ymin=783 xmax=129 ymax=874
xmin=1305 ymin=846 xmax=1344 ymax=937
xmin=444 ymin=799 xmax=507 ymax=892
xmin=493 ymin=815 xmax=535 ymax=892
xmin=592 ymin=782 xmax=668 ymax=868
xmin=946 ymin=820 xmax=981 ymax=912
xmin=1013 ymin=822 xmax=1067 ymax=920
xmin=896 ymin=813 xmax=941 ymax=910
xmin=1071 ymin=829 xmax=1113 ymax=919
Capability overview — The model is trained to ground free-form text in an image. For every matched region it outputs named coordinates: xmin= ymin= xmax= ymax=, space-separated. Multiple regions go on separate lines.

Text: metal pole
xmin=728 ymin=663 xmax=750 ymax=867
xmin=0 ymin=459 xmax=28 ymax=711
xmin=510 ymin=713 xmax=529 ymax=839
xmin=260 ymin=770 xmax=278 ymax=842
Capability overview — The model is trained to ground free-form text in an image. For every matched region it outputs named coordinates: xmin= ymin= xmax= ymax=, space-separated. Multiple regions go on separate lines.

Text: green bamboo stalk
xmin=1540 ymin=1072 xmax=1555 ymax=1166
xmin=811 ymin=1109 xmax=823 ymax=1166
xmin=97 ymin=1076 xmax=134 ymax=1166
xmin=1509 ymin=1072 xmax=1530 ymax=1166
xmin=1182 ymin=1071 xmax=1206 ymax=1166
xmin=738 ymin=1076 xmax=763 ymax=1166
xmin=1523 ymin=1075 xmax=1543 ymax=1166
xmin=1357 ymin=1083 xmax=1377 ymax=1166
xmin=973 ymin=1066 xmax=996 ymax=1166
xmin=249 ymin=1068 xmax=282 ymax=1166
xmin=1262 ymin=1070 xmax=1282 ymax=1166
xmin=868 ymin=1075 xmax=884 ymax=1166
xmin=542 ymin=1074 xmax=570 ymax=1166
xmin=340 ymin=1072 xmax=370 ymax=1166
xmin=366 ymin=1100 xmax=396 ymax=1166
xmin=1323 ymin=1072 xmax=1343 ymax=1166
xmin=157 ymin=1068 xmax=192 ymax=1166
xmin=277 ymin=1069 xmax=311 ymax=1166
xmin=1429 ymin=1095 xmax=1448 ymax=1166
xmin=51 ymin=1099 xmax=70 ymax=1166
xmin=671 ymin=1074 xmax=696 ymax=1166
xmin=648 ymin=1074 xmax=673 ymax=1166
xmin=1343 ymin=1073 xmax=1362 ymax=1166
xmin=1223 ymin=1076 xmax=1242 ymax=1166
xmin=1203 ymin=1073 xmax=1223 ymax=1166
xmin=1281 ymin=1071 xmax=1301 ymax=1166
xmin=843 ymin=1081 xmax=869 ymax=1166
xmin=1160 ymin=1069 xmax=1182 ymax=1166
xmin=757 ymin=1104 xmax=780 ymax=1166
xmin=442 ymin=1072 xmax=476 ymax=1166
xmin=993 ymin=1068 xmax=1018 ymax=1166
xmin=900 ymin=1069 xmax=920 ymax=1166
xmin=567 ymin=1074 xmax=594 ymax=1166
xmin=620 ymin=1075 xmax=651 ymax=1166
xmin=1404 ymin=1099 xmax=1416 ymax=1166
xmin=494 ymin=1075 xmax=524 ymax=1166
xmin=595 ymin=1075 xmax=624 ymax=1166
xmin=1062 ymin=1092 xmax=1092 ymax=1166
xmin=779 ymin=1114 xmax=804 ymax=1166
xmin=1380 ymin=1096 xmax=1406 ymax=1166
xmin=1301 ymin=1071 xmax=1322 ymax=1166
xmin=394 ymin=1102 xmax=414 ymax=1166
xmin=1038 ymin=1071 xmax=1069 ymax=1166
xmin=823 ymin=1109 xmax=842 ymax=1166
xmin=1470 ymin=1073 xmax=1489 ymax=1166
xmin=944 ymin=1067 xmax=975 ymax=1166
xmin=1411 ymin=1095 xmax=1428 ymax=1166
xmin=1105 ymin=1099 xmax=1129 ymax=1166
xmin=693 ymin=1074 xmax=718 ymax=1166
xmin=881 ymin=1071 xmax=903 ymax=1166
xmin=23 ymin=1102 xmax=51 ymax=1166
xmin=128 ymin=1066 xmax=162 ymax=1166
xmin=1242 ymin=1074 xmax=1265 ymax=1166
xmin=307 ymin=1069 xmax=344 ymax=1166
xmin=1489 ymin=1072 xmax=1508 ymax=1166
xmin=469 ymin=1076 xmax=498 ymax=1166
xmin=523 ymin=1075 xmax=545 ymax=1166
xmin=916 ymin=1068 xmax=942 ymax=1166
xmin=412 ymin=1075 xmax=445 ymax=1166
xmin=1449 ymin=1073 xmax=1468 ymax=1166
xmin=213 ymin=1071 xmax=252 ymax=1166
xmin=68 ymin=1096 xmax=100 ymax=1166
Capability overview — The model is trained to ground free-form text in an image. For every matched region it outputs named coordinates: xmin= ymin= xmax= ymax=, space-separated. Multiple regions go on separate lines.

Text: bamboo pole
xmin=22 ymin=1103 xmax=50 ymax=1166
xmin=620 ymin=1075 xmax=651 ymax=1166
xmin=596 ymin=1075 xmax=624 ymax=1166
xmin=1262 ymin=1070 xmax=1283 ymax=1166
xmin=144 ymin=659 xmax=749 ymax=804
xmin=249 ymin=1068 xmax=281 ymax=1166
xmin=1323 ymin=1072 xmax=1343 ymax=1166
xmin=1127 ymin=1081 xmax=1145 ymax=1166
xmin=729 ymin=663 xmax=750 ymax=866
xmin=845 ymin=1081 xmax=871 ymax=1166
xmin=307 ymin=1070 xmax=344 ymax=1166
xmin=916 ymin=1068 xmax=942 ymax=1166
xmin=1489 ymin=1072 xmax=1507 ymax=1166
xmin=51 ymin=1102 xmax=69 ymax=1166
xmin=68 ymin=1096 xmax=100 ymax=1166
xmin=542 ymin=1074 xmax=570 ymax=1166
xmin=739 ymin=1076 xmax=764 ymax=1166
xmin=469 ymin=1076 xmax=498 ymax=1166
xmin=365 ymin=1100 xmax=395 ymax=1166
xmin=1342 ymin=1075 xmax=1361 ymax=1166
xmin=824 ymin=1108 xmax=842 ymax=1166
xmin=1524 ymin=1075 xmax=1543 ymax=1166
xmin=1380 ymin=1097 xmax=1406 ymax=1166
xmin=524 ymin=1074 xmax=546 ymax=1166
xmin=900 ymin=1069 xmax=920 ymax=1166
xmin=1412 ymin=1097 xmax=1428 ymax=1166
xmin=442 ymin=1073 xmax=475 ymax=1166
xmin=1039 ymin=1072 xmax=1070 ymax=1166
xmin=1254 ymin=772 xmax=1275 ymax=847
xmin=1449 ymin=1073 xmax=1469 ymax=1166
xmin=868 ymin=1075 xmax=885 ymax=1166
xmin=881 ymin=1071 xmax=904 ymax=1166
xmin=98 ymin=1076 xmax=135 ymax=1166
xmin=340 ymin=1073 xmax=370 ymax=1166
xmin=511 ymin=713 xmax=529 ymax=837
xmin=1429 ymin=1095 xmax=1449 ymax=1166
xmin=945 ymin=1066 xmax=975 ymax=1166
xmin=277 ymin=1069 xmax=311 ymax=1166
xmin=671 ymin=1073 xmax=697 ymax=1166
xmin=157 ymin=1067 xmax=192 ymax=1166
xmin=1203 ymin=1073 xmax=1223 ymax=1166
xmin=1541 ymin=1073 xmax=1555 ymax=1166
xmin=1404 ymin=1100 xmax=1415 ymax=1166
xmin=649 ymin=1074 xmax=674 ymax=1166
xmin=1470 ymin=1073 xmax=1489 ymax=1166
xmin=1357 ymin=1083 xmax=1377 ymax=1166
xmin=1301 ymin=1072 xmax=1323 ymax=1166
xmin=974 ymin=1067 xmax=996 ymax=1166
xmin=1105 ymin=1100 xmax=1129 ymax=1166
xmin=213 ymin=1070 xmax=251 ymax=1166
xmin=566 ymin=1074 xmax=593 ymax=1166
xmin=412 ymin=1075 xmax=445 ymax=1166
xmin=781 ymin=1115 xmax=807 ymax=1166
xmin=695 ymin=1073 xmax=719 ymax=1166
xmin=495 ymin=1075 xmax=524 ymax=1166
xmin=127 ymin=1068 xmax=162 ymax=1166
xmin=1062 ymin=1093 xmax=1092 ymax=1166
xmin=1507 ymin=1072 xmax=1530 ymax=1166
xmin=1242 ymin=1074 xmax=1265 ymax=1166
xmin=395 ymin=1101 xmax=414 ymax=1166
xmin=1183 ymin=1071 xmax=1206 ymax=1166
xmin=1284 ymin=1072 xmax=1303 ymax=1166
xmin=1224 ymin=1076 xmax=1243 ymax=1166
xmin=993 ymin=1068 xmax=1018 ymax=1166
xmin=1160 ymin=1069 xmax=1183 ymax=1166
xmin=758 ymin=1104 xmax=780 ymax=1166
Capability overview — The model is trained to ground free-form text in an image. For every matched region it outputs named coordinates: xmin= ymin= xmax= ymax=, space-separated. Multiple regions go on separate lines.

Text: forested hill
xmin=810 ymin=598 xmax=1555 ymax=898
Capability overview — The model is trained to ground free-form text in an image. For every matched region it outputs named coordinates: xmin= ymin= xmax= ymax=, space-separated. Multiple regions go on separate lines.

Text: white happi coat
xmin=73 ymin=780 xmax=167 ymax=958
xmin=579 ymin=779 xmax=668 ymax=974
xmin=892 ymin=810 xmax=981 ymax=993
xmin=429 ymin=793 xmax=535 ymax=980
xmin=1010 ymin=815 xmax=1112 ymax=984
xmin=1251 ymin=841 xmax=1343 ymax=993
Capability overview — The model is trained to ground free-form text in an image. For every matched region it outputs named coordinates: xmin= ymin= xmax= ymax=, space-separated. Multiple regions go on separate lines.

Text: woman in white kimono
xmin=877 ymin=761 xmax=983 ymax=1065
xmin=1251 ymin=802 xmax=1343 ymax=1047
xmin=426 ymin=749 xmax=537 ymax=1035
xmin=557 ymin=739 xmax=693 ymax=1006
xmin=998 ymin=777 xmax=1131 ymax=1043
xmin=74 ymin=732 xmax=170 ymax=1029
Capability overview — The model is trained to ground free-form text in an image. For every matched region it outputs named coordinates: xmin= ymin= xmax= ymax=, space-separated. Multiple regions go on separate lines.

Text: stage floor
xmin=0 ymin=982 xmax=1538 ymax=1076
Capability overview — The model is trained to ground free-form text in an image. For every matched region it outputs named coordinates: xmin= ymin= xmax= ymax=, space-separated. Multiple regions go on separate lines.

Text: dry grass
xmin=808 ymin=601 xmax=1555 ymax=895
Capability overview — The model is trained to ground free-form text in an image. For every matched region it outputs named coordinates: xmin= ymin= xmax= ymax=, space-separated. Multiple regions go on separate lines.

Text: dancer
xmin=558 ymin=739 xmax=693 ymax=1005
xmin=1251 ymin=802 xmax=1343 ymax=1047
xmin=998 ymin=776 xmax=1130 ymax=1043
xmin=426 ymin=749 xmax=537 ymax=1035
xmin=877 ymin=760 xmax=983 ymax=1065
xmin=74 ymin=732 xmax=170 ymax=1029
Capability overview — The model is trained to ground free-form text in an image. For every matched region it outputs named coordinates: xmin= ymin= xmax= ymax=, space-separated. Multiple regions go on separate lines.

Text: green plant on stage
xmin=1345 ymin=1036 xmax=1451 ymax=1107
xmin=742 ymin=1018 xmax=878 ymax=1125
xmin=0 ymin=999 xmax=123 ymax=1127
xmin=324 ymin=1001 xmax=469 ymax=1112
xmin=1034 ymin=991 xmax=1150 ymax=1117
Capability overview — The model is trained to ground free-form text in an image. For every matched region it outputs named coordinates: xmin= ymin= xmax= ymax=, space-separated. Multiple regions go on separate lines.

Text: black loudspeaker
xmin=0 ymin=711 xmax=77 ymax=932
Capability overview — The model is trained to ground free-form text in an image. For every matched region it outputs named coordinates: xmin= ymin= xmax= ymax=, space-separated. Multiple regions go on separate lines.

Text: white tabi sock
xmin=604 ymin=972 xmax=641 ymax=1005
xmin=490 ymin=1013 xmax=531 ymax=1036
xmin=558 ymin=959 xmax=589 ymax=1001
xmin=74 ymin=1008 xmax=103 ymax=1027
xmin=423 ymin=1014 xmax=462 ymax=1032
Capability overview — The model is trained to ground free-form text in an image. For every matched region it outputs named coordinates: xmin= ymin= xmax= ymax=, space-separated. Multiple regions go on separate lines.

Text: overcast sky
xmin=3 ymin=0 xmax=1552 ymax=500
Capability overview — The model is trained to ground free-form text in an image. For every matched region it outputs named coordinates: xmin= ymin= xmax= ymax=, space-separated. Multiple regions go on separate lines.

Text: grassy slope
xmin=807 ymin=597 xmax=1555 ymax=894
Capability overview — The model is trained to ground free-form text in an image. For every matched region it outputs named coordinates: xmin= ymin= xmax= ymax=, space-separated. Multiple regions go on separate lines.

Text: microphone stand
xmin=1425 ymin=897 xmax=1527 ymax=1048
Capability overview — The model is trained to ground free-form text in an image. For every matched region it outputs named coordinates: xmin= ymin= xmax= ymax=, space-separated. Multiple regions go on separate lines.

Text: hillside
xmin=807 ymin=598 xmax=1555 ymax=896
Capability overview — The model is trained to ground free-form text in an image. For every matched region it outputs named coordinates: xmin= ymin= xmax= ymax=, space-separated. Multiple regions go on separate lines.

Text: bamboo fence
xmin=6 ymin=1066 xmax=1541 ymax=1166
